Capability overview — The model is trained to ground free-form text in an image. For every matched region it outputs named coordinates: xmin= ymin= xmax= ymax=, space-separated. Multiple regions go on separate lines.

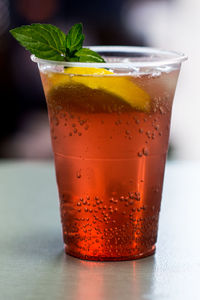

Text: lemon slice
xmin=48 ymin=67 xmax=150 ymax=111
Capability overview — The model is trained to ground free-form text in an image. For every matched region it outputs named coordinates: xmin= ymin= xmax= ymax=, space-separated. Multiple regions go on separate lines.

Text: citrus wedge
xmin=48 ymin=67 xmax=150 ymax=111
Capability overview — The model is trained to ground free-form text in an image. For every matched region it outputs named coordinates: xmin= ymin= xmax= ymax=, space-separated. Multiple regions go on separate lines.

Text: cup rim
xmin=31 ymin=46 xmax=187 ymax=69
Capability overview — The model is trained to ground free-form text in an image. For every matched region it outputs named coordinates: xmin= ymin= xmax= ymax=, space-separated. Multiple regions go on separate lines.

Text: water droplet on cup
xmin=143 ymin=147 xmax=149 ymax=156
xmin=76 ymin=170 xmax=81 ymax=178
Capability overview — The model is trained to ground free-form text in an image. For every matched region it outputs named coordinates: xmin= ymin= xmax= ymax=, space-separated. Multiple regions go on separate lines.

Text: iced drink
xmin=34 ymin=47 xmax=185 ymax=260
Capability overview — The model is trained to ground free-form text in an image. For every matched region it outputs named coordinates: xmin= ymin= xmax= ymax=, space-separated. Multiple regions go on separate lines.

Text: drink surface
xmin=40 ymin=66 xmax=179 ymax=260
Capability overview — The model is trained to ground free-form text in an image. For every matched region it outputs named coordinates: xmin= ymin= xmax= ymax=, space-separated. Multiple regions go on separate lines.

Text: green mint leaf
xmin=10 ymin=24 xmax=67 ymax=61
xmin=75 ymin=48 xmax=105 ymax=62
xmin=10 ymin=23 xmax=106 ymax=63
xmin=66 ymin=23 xmax=84 ymax=54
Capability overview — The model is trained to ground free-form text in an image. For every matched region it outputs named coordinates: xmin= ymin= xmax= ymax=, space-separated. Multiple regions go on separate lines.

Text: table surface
xmin=0 ymin=161 xmax=200 ymax=300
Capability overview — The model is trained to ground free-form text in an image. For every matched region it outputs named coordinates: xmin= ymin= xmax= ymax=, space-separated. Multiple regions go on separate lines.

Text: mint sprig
xmin=75 ymin=48 xmax=106 ymax=62
xmin=66 ymin=23 xmax=84 ymax=55
xmin=10 ymin=23 xmax=105 ymax=63
xmin=10 ymin=24 xmax=67 ymax=61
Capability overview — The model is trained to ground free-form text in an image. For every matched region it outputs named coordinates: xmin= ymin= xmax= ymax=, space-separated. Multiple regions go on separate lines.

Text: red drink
xmin=34 ymin=47 xmax=185 ymax=260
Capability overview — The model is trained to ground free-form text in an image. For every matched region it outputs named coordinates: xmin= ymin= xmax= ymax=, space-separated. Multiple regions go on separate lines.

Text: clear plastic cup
xmin=32 ymin=46 xmax=187 ymax=261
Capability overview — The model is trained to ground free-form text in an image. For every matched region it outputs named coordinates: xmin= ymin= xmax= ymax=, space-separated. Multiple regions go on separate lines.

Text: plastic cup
xmin=32 ymin=46 xmax=186 ymax=261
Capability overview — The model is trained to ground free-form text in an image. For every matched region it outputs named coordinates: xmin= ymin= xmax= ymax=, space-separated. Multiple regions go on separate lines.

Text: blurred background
xmin=0 ymin=0 xmax=196 ymax=159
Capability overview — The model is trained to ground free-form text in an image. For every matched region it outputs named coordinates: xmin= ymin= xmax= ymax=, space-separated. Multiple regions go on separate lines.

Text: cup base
xmin=64 ymin=244 xmax=156 ymax=261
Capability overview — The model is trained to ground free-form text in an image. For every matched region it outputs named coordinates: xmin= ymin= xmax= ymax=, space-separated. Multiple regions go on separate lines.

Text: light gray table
xmin=0 ymin=161 xmax=200 ymax=300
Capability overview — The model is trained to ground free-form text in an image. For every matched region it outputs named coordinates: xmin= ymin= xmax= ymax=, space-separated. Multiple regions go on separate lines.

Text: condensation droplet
xmin=146 ymin=131 xmax=151 ymax=138
xmin=135 ymin=192 xmax=141 ymax=201
xmin=52 ymin=116 xmax=59 ymax=126
xmin=129 ymin=193 xmax=134 ymax=199
xmin=143 ymin=147 xmax=149 ymax=156
xmin=80 ymin=120 xmax=85 ymax=126
xmin=76 ymin=171 xmax=81 ymax=178
xmin=125 ymin=130 xmax=130 ymax=135
xmin=139 ymin=128 xmax=144 ymax=133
